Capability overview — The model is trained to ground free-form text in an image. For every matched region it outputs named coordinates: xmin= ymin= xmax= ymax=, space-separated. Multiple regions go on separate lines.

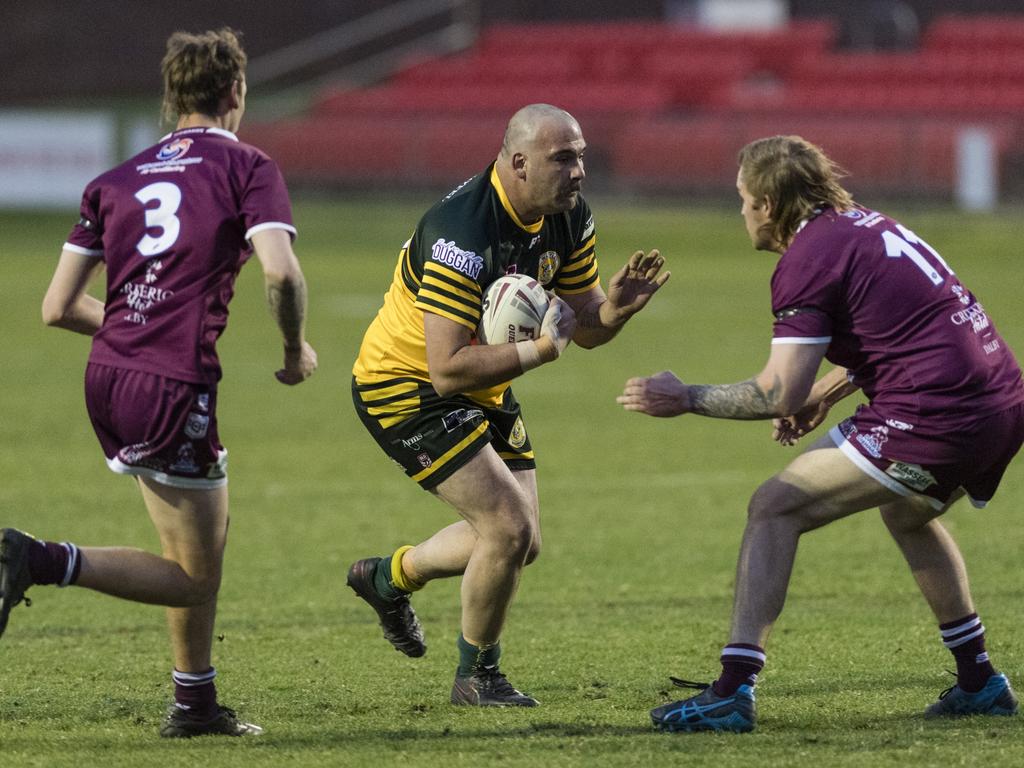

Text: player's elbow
xmin=430 ymin=372 xmax=462 ymax=398
xmin=41 ymin=294 xmax=71 ymax=327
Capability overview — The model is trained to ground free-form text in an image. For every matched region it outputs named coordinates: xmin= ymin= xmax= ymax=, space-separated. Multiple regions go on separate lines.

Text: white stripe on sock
xmin=173 ymin=667 xmax=217 ymax=686
xmin=58 ymin=542 xmax=79 ymax=588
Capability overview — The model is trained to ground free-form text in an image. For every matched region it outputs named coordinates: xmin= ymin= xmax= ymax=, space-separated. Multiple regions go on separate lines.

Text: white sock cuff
xmin=58 ymin=542 xmax=79 ymax=588
xmin=173 ymin=667 xmax=217 ymax=686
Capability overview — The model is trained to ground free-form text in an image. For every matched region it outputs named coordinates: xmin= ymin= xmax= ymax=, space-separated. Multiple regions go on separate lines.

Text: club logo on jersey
xmin=537 ymin=251 xmax=560 ymax=285
xmin=508 ymin=416 xmax=527 ymax=450
xmin=885 ymin=461 xmax=937 ymax=491
xmin=430 ymin=238 xmax=483 ymax=279
xmin=156 ymin=138 xmax=194 ymax=161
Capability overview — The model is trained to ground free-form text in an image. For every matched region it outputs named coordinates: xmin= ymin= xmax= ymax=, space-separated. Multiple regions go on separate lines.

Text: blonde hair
xmin=160 ymin=28 xmax=247 ymax=125
xmin=738 ymin=136 xmax=854 ymax=246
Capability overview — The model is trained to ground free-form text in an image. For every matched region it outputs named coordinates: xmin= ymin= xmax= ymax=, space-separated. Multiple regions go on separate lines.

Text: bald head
xmin=494 ymin=103 xmax=586 ymax=222
xmin=500 ymin=104 xmax=580 ymax=158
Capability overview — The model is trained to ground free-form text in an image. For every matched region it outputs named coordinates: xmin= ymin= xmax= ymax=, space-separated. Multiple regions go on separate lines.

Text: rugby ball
xmin=477 ymin=274 xmax=549 ymax=344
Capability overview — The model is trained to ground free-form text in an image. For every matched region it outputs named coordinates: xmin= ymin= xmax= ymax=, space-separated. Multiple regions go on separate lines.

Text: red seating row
xmin=245 ymin=17 xmax=1024 ymax=196
xmin=923 ymin=14 xmax=1024 ymax=51
xmin=609 ymin=118 xmax=1015 ymax=193
xmin=241 ymin=115 xmax=512 ymax=185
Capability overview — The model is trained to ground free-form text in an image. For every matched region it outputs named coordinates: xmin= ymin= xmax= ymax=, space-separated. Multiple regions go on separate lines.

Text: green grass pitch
xmin=1 ymin=198 xmax=1022 ymax=766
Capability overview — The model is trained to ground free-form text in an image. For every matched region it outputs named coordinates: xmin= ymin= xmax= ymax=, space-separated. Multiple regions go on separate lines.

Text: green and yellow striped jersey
xmin=353 ymin=164 xmax=599 ymax=411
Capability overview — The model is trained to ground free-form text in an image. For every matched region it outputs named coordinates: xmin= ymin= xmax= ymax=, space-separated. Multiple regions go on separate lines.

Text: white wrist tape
xmin=515 ymin=340 xmax=543 ymax=372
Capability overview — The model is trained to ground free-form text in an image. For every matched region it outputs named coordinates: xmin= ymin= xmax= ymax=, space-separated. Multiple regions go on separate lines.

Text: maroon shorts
xmin=85 ymin=363 xmax=227 ymax=489
xmin=830 ymin=402 xmax=1024 ymax=509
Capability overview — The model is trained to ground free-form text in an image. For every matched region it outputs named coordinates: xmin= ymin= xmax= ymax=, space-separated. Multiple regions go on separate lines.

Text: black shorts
xmin=352 ymin=376 xmax=534 ymax=490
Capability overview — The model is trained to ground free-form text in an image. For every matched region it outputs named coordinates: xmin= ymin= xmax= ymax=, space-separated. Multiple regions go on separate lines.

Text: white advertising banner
xmin=0 ymin=111 xmax=116 ymax=208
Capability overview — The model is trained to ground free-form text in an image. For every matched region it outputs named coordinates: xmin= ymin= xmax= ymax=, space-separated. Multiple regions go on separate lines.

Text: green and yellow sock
xmin=457 ymin=634 xmax=500 ymax=676
xmin=372 ymin=545 xmax=422 ymax=600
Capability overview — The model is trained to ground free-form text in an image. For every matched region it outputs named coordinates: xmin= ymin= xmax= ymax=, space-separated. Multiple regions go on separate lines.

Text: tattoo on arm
xmin=266 ymin=276 xmax=306 ymax=348
xmin=687 ymin=376 xmax=782 ymax=419
xmin=575 ymin=302 xmax=604 ymax=329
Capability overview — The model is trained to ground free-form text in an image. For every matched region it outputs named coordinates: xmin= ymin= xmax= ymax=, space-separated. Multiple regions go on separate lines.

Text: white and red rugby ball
xmin=477 ymin=274 xmax=550 ymax=344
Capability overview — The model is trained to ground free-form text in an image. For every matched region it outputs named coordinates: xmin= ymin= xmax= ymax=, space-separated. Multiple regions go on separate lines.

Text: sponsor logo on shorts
xmin=119 ymin=441 xmax=152 ymax=464
xmin=184 ymin=412 xmax=209 ymax=439
xmin=170 ymin=443 xmax=199 ymax=474
xmin=430 ymin=238 xmax=484 ymax=279
xmin=508 ymin=416 xmax=527 ymax=450
xmin=885 ymin=419 xmax=914 ymax=431
xmin=885 ymin=461 xmax=937 ymax=491
xmin=537 ymin=251 xmax=560 ymax=285
xmin=442 ymin=408 xmax=484 ymax=433
xmin=417 ymin=452 xmax=433 ymax=469
xmin=855 ymin=425 xmax=889 ymax=458
xmin=401 ymin=433 xmax=426 ymax=449
xmin=196 ymin=393 xmax=210 ymax=413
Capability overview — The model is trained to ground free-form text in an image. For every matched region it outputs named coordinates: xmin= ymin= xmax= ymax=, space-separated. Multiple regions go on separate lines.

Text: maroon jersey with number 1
xmin=770 ymin=206 xmax=1024 ymax=464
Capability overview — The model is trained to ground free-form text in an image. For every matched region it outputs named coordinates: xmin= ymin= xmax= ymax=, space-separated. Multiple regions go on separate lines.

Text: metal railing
xmin=247 ymin=0 xmax=480 ymax=93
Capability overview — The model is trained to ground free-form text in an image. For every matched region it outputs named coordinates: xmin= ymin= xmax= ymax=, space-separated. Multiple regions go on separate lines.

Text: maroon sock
xmin=712 ymin=643 xmax=765 ymax=696
xmin=27 ymin=540 xmax=81 ymax=586
xmin=172 ymin=668 xmax=218 ymax=720
xmin=940 ymin=614 xmax=996 ymax=693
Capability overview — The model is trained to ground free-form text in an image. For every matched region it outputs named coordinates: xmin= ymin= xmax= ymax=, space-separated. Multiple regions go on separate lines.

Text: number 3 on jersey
xmin=135 ymin=181 xmax=182 ymax=257
xmin=882 ymin=224 xmax=954 ymax=286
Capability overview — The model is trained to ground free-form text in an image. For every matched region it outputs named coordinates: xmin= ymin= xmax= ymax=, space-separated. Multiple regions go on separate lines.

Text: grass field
xmin=1 ymin=198 xmax=1022 ymax=766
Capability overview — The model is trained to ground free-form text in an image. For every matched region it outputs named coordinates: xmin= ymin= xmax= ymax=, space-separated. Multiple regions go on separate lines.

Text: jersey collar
xmin=490 ymin=166 xmax=544 ymax=234
xmin=159 ymin=127 xmax=240 ymax=142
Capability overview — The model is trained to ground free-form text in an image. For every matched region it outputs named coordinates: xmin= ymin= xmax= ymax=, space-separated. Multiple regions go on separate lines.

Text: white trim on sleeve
xmin=771 ymin=336 xmax=831 ymax=345
xmin=63 ymin=242 xmax=103 ymax=257
xmin=245 ymin=221 xmax=297 ymax=241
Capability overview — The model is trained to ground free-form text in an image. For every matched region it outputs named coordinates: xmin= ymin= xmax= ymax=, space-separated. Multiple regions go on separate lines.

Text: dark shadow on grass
xmin=256 ymin=721 xmax=658 ymax=748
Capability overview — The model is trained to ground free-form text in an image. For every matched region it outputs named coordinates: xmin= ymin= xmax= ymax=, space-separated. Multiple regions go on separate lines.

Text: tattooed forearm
xmin=575 ymin=302 xmax=604 ymax=329
xmin=687 ymin=376 xmax=782 ymax=419
xmin=266 ymin=275 xmax=306 ymax=348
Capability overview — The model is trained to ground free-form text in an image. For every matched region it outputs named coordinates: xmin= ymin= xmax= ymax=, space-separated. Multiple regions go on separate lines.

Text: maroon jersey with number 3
xmin=64 ymin=127 xmax=295 ymax=384
xmin=771 ymin=206 xmax=1024 ymax=461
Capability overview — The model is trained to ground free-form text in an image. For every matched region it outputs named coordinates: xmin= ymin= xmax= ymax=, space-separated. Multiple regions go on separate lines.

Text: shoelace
xmin=670 ymin=677 xmax=710 ymax=691
xmin=478 ymin=667 xmax=517 ymax=694
xmin=936 ymin=669 xmax=959 ymax=700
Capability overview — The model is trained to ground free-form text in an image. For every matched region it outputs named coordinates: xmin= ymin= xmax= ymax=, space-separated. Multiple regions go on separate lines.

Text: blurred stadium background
xmin=3 ymin=0 xmax=1024 ymax=211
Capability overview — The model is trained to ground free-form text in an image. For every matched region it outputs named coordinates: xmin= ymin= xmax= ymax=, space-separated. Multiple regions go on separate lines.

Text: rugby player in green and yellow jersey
xmin=348 ymin=104 xmax=669 ymax=706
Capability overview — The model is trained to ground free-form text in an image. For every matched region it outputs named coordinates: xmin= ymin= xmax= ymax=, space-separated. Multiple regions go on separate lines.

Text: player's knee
xmin=746 ymin=479 xmax=812 ymax=530
xmin=178 ymin=571 xmax=222 ymax=606
xmin=523 ymin=534 xmax=542 ymax=566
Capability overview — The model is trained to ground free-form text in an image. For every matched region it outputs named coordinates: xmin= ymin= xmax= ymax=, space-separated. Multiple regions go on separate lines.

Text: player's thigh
xmin=137 ymin=476 xmax=228 ymax=579
xmin=755 ymin=435 xmax=902 ymax=530
xmin=433 ymin=447 xmax=534 ymax=537
xmin=879 ymin=488 xmax=963 ymax=535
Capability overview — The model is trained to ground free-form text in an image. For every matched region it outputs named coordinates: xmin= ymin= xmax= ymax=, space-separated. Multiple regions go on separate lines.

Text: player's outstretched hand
xmin=277 ymin=340 xmax=318 ymax=385
xmin=605 ymin=250 xmax=670 ymax=323
xmin=617 ymin=371 xmax=688 ymax=417
xmin=772 ymin=400 xmax=830 ymax=445
xmin=538 ymin=294 xmax=577 ymax=360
